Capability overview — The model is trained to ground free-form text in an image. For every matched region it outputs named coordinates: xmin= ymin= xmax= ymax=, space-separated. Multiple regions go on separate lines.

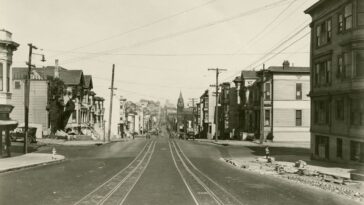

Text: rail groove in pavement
xmin=102 ymin=141 xmax=156 ymax=205
xmin=74 ymin=140 xmax=156 ymax=205
xmin=170 ymin=140 xmax=243 ymax=205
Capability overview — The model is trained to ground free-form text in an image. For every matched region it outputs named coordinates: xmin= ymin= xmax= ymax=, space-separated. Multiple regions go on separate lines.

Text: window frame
xmin=264 ymin=109 xmax=271 ymax=127
xmin=14 ymin=81 xmax=21 ymax=90
xmin=336 ymin=99 xmax=344 ymax=121
xmin=344 ymin=3 xmax=353 ymax=30
xmin=264 ymin=82 xmax=271 ymax=101
xmin=337 ymin=138 xmax=343 ymax=158
xmin=296 ymin=110 xmax=302 ymax=126
xmin=296 ymin=83 xmax=302 ymax=100
xmin=355 ymin=50 xmax=364 ymax=77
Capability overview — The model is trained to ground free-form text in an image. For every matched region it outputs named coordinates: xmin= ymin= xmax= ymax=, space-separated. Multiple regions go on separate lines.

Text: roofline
xmin=304 ymin=0 xmax=325 ymax=14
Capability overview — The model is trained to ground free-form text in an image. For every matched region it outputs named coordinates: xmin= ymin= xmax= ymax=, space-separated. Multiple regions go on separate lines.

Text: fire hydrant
xmin=52 ymin=147 xmax=57 ymax=160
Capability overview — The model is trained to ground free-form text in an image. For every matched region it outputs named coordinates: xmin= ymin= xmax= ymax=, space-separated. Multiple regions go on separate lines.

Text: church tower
xmin=176 ymin=92 xmax=184 ymax=132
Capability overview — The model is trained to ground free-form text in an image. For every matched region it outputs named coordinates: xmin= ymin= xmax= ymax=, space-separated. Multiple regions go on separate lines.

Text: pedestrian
xmin=265 ymin=146 xmax=270 ymax=159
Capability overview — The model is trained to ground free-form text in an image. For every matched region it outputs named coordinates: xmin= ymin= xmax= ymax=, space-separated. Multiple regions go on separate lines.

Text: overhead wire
xmin=60 ymin=0 xmax=293 ymax=65
xmin=235 ymin=0 xmax=298 ymax=54
xmin=48 ymin=0 xmax=218 ymax=59
xmin=221 ymin=22 xmax=310 ymax=81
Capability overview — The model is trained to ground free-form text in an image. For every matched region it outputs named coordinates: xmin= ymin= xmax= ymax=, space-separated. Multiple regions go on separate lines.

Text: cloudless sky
xmin=1 ymin=0 xmax=318 ymax=134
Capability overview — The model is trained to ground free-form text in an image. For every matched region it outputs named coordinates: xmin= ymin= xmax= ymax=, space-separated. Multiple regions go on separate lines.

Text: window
xmin=350 ymin=99 xmax=364 ymax=126
xmin=336 ymin=99 xmax=344 ymax=120
xmin=0 ymin=63 xmax=3 ymax=91
xmin=356 ymin=50 xmax=364 ymax=77
xmin=350 ymin=141 xmax=364 ymax=162
xmin=6 ymin=63 xmax=10 ymax=92
xmin=337 ymin=138 xmax=343 ymax=158
xmin=344 ymin=3 xmax=352 ymax=30
xmin=314 ymin=64 xmax=320 ymax=86
xmin=296 ymin=110 xmax=302 ymax=126
xmin=326 ymin=19 xmax=332 ymax=42
xmin=338 ymin=14 xmax=344 ymax=32
xmin=264 ymin=109 xmax=270 ymax=126
xmin=316 ymin=25 xmax=321 ymax=47
xmin=337 ymin=55 xmax=346 ymax=80
xmin=265 ymin=83 xmax=271 ymax=100
xmin=344 ymin=52 xmax=351 ymax=78
xmin=326 ymin=60 xmax=331 ymax=84
xmin=315 ymin=135 xmax=329 ymax=159
xmin=316 ymin=19 xmax=332 ymax=47
xmin=314 ymin=100 xmax=329 ymax=124
xmin=314 ymin=59 xmax=332 ymax=87
xmin=14 ymin=81 xmax=21 ymax=89
xmin=296 ymin=83 xmax=302 ymax=100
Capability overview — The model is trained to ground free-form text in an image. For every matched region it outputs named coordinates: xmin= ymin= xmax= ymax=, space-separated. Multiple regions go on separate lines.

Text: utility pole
xmin=260 ymin=64 xmax=265 ymax=144
xmin=107 ymin=64 xmax=116 ymax=142
xmin=208 ymin=68 xmax=227 ymax=142
xmin=189 ymin=98 xmax=198 ymax=132
xmin=24 ymin=44 xmax=37 ymax=154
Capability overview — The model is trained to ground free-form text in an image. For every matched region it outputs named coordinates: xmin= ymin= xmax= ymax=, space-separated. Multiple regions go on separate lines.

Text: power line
xmin=255 ymin=31 xmax=310 ymax=67
xmin=61 ymin=0 xmax=292 ymax=65
xmin=93 ymin=76 xmax=206 ymax=90
xmin=221 ymin=22 xmax=310 ymax=81
xmin=236 ymin=0 xmax=298 ymax=54
xmin=48 ymin=0 xmax=218 ymax=59
xmin=45 ymin=49 xmax=308 ymax=57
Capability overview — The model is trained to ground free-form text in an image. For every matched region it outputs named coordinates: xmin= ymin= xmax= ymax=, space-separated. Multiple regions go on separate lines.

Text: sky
xmin=1 ymin=0 xmax=318 ymax=134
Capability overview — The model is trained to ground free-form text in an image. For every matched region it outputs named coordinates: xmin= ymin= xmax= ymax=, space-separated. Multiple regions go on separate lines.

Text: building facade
xmin=305 ymin=0 xmax=364 ymax=163
xmin=245 ymin=62 xmax=311 ymax=142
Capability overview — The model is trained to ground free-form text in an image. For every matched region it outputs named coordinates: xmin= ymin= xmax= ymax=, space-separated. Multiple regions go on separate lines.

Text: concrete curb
xmin=0 ymin=158 xmax=66 ymax=174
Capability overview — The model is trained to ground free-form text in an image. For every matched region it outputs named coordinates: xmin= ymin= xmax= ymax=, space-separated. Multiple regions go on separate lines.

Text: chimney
xmin=282 ymin=60 xmax=290 ymax=69
xmin=55 ymin=59 xmax=59 ymax=79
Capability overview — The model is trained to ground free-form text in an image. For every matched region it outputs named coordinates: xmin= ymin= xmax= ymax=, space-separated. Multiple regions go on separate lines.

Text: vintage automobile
xmin=185 ymin=127 xmax=195 ymax=140
xmin=10 ymin=126 xmax=37 ymax=143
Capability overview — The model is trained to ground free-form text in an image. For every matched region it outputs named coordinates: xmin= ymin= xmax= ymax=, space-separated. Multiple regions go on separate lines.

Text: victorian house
xmin=239 ymin=70 xmax=259 ymax=136
xmin=11 ymin=63 xmax=103 ymax=138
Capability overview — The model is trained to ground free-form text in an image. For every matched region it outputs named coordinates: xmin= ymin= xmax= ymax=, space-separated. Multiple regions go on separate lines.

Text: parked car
xmin=186 ymin=128 xmax=195 ymax=140
xmin=10 ymin=127 xmax=37 ymax=143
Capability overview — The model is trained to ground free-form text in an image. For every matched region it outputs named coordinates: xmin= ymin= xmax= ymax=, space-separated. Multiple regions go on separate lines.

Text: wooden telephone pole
xmin=208 ymin=68 xmax=227 ymax=142
xmin=24 ymin=43 xmax=37 ymax=154
xmin=107 ymin=64 xmax=116 ymax=142
xmin=260 ymin=64 xmax=265 ymax=144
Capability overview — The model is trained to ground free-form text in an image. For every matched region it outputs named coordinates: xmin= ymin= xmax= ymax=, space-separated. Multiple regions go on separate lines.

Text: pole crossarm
xmin=207 ymin=67 xmax=227 ymax=142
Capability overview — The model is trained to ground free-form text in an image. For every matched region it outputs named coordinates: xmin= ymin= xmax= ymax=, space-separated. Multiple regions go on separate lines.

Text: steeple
xmin=177 ymin=91 xmax=184 ymax=110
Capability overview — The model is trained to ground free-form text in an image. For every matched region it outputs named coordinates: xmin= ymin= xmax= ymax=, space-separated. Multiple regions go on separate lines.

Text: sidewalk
xmin=37 ymin=137 xmax=132 ymax=146
xmin=0 ymin=153 xmax=65 ymax=173
xmin=196 ymin=139 xmax=362 ymax=179
xmin=196 ymin=138 xmax=310 ymax=148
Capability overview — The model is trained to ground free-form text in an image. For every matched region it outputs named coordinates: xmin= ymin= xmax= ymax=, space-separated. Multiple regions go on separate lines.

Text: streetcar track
xmin=74 ymin=140 xmax=154 ymax=205
xmin=101 ymin=141 xmax=156 ymax=205
xmin=169 ymin=141 xmax=220 ymax=205
xmin=172 ymin=140 xmax=243 ymax=205
xmin=171 ymin=141 xmax=222 ymax=205
xmin=168 ymin=141 xmax=200 ymax=205
xmin=171 ymin=140 xmax=243 ymax=205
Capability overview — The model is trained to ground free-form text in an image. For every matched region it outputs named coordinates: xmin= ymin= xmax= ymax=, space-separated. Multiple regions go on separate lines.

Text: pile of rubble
xmin=224 ymin=158 xmax=364 ymax=202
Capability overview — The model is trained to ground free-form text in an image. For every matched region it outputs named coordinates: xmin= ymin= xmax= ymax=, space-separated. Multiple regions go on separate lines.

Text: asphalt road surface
xmin=0 ymin=129 xmax=360 ymax=205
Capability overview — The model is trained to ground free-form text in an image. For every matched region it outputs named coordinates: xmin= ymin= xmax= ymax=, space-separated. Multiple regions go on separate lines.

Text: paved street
xmin=0 ymin=128 xmax=360 ymax=205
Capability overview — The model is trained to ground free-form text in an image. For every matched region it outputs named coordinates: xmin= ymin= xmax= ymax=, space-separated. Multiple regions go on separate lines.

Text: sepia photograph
xmin=0 ymin=0 xmax=363 ymax=204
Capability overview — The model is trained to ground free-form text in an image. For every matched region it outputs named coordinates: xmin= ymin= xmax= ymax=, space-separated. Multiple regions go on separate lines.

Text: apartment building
xmin=305 ymin=0 xmax=364 ymax=163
